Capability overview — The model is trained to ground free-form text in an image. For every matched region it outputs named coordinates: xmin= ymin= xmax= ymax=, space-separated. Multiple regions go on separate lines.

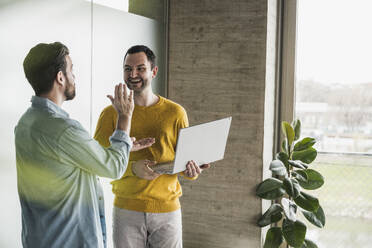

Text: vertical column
xmin=167 ymin=0 xmax=278 ymax=247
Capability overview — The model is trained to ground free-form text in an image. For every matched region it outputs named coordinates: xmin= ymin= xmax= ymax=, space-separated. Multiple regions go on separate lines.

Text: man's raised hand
xmin=107 ymin=83 xmax=134 ymax=133
xmin=107 ymin=83 xmax=134 ymax=118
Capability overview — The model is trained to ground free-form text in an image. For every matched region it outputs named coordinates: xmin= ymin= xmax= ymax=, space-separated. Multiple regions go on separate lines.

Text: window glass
xmin=295 ymin=0 xmax=372 ymax=154
xmin=295 ymin=1 xmax=372 ymax=247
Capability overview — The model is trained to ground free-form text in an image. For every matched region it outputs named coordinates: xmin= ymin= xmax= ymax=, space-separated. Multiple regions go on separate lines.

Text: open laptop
xmin=153 ymin=117 xmax=232 ymax=174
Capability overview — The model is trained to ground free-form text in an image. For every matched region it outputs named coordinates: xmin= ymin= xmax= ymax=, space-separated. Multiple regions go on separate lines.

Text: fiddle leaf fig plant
xmin=256 ymin=120 xmax=325 ymax=248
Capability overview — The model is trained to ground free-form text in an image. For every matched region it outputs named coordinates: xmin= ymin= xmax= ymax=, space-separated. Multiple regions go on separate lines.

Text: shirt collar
xmin=31 ymin=96 xmax=69 ymax=118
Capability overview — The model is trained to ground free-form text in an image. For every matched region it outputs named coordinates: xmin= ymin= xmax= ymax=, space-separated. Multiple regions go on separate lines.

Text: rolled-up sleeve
xmin=58 ymin=123 xmax=132 ymax=179
xmin=110 ymin=129 xmax=131 ymax=150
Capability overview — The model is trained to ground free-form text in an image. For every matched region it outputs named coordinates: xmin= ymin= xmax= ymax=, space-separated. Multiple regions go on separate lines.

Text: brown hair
xmin=124 ymin=45 xmax=156 ymax=69
xmin=23 ymin=42 xmax=69 ymax=95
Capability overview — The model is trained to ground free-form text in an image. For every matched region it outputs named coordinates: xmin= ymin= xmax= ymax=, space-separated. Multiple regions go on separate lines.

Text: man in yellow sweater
xmin=94 ymin=45 xmax=209 ymax=248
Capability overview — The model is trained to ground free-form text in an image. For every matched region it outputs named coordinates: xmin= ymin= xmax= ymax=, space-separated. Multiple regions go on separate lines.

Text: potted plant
xmin=256 ymin=120 xmax=325 ymax=248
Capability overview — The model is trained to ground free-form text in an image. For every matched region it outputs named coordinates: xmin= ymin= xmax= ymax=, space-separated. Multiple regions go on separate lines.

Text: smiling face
xmin=123 ymin=52 xmax=157 ymax=95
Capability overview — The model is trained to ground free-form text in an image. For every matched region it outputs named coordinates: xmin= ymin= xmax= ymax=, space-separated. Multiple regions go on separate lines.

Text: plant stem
xmin=287 ymin=143 xmax=292 ymax=248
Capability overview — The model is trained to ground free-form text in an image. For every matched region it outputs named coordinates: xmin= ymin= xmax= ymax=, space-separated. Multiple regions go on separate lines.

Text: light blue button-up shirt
xmin=15 ymin=96 xmax=132 ymax=248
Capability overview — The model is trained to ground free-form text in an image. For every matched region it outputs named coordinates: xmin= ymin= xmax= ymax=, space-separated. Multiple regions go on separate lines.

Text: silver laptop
xmin=153 ymin=117 xmax=232 ymax=174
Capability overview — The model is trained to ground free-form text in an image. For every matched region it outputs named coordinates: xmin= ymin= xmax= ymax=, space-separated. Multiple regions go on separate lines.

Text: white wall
xmin=0 ymin=0 xmax=164 ymax=247
xmin=91 ymin=4 xmax=163 ymax=248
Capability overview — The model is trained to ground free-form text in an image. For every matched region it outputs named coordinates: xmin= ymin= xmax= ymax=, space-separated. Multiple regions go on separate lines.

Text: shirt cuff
xmin=180 ymin=171 xmax=198 ymax=180
xmin=109 ymin=129 xmax=133 ymax=150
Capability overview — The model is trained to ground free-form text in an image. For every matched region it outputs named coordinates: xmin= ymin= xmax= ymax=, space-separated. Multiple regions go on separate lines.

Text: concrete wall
xmin=167 ymin=0 xmax=278 ymax=247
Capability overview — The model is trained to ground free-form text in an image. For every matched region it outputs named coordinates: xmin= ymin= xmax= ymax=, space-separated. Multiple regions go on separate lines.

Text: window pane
xmin=295 ymin=1 xmax=372 ymax=248
xmin=295 ymin=0 xmax=372 ymax=153
xmin=297 ymin=154 xmax=372 ymax=248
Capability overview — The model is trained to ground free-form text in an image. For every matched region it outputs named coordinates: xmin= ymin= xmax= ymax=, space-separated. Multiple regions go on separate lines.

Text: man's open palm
xmin=131 ymin=137 xmax=155 ymax=152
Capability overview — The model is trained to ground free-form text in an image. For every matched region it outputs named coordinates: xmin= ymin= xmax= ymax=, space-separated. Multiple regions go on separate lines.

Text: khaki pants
xmin=112 ymin=207 xmax=183 ymax=248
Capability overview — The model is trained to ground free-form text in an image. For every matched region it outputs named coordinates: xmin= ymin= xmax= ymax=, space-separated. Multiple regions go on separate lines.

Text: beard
xmin=126 ymin=77 xmax=149 ymax=94
xmin=64 ymin=78 xmax=76 ymax=101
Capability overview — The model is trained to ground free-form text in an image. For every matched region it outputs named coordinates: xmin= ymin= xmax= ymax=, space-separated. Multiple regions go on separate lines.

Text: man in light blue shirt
xmin=15 ymin=42 xmax=156 ymax=248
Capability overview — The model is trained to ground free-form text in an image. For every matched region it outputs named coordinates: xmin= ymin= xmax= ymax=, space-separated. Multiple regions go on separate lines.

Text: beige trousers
xmin=112 ymin=207 xmax=183 ymax=248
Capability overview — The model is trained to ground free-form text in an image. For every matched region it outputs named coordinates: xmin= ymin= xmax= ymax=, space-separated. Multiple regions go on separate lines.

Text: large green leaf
xmin=292 ymin=119 xmax=301 ymax=141
xmin=276 ymin=152 xmax=289 ymax=170
xmin=288 ymin=160 xmax=308 ymax=169
xmin=257 ymin=204 xmax=283 ymax=227
xmin=294 ymin=191 xmax=319 ymax=212
xmin=292 ymin=147 xmax=317 ymax=164
xmin=294 ymin=137 xmax=316 ymax=151
xmin=292 ymin=170 xmax=308 ymax=183
xmin=269 ymin=160 xmax=287 ymax=177
xmin=282 ymin=219 xmax=307 ymax=248
xmin=301 ymin=239 xmax=318 ymax=248
xmin=264 ymin=227 xmax=283 ymax=248
xmin=302 ymin=205 xmax=326 ymax=228
xmin=282 ymin=121 xmax=295 ymax=146
xmin=256 ymin=178 xmax=285 ymax=200
xmin=281 ymin=198 xmax=297 ymax=222
xmin=298 ymin=169 xmax=324 ymax=190
xmin=283 ymin=178 xmax=300 ymax=198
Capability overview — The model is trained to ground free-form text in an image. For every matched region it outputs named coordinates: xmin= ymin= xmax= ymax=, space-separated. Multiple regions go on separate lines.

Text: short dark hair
xmin=23 ymin=42 xmax=69 ymax=96
xmin=124 ymin=45 xmax=156 ymax=69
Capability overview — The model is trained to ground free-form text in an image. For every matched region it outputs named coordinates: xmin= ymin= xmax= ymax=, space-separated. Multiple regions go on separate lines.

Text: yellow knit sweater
xmin=94 ymin=96 xmax=193 ymax=213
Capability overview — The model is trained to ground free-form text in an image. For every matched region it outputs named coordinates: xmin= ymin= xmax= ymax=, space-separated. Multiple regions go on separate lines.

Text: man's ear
xmin=152 ymin=66 xmax=158 ymax=79
xmin=56 ymin=71 xmax=65 ymax=86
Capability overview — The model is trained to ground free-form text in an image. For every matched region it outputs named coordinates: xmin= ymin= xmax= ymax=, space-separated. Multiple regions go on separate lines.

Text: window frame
xmin=276 ymin=0 xmax=298 ymax=152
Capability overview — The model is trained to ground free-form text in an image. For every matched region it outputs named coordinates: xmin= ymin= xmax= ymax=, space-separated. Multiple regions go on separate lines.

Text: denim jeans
xmin=100 ymin=213 xmax=107 ymax=248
